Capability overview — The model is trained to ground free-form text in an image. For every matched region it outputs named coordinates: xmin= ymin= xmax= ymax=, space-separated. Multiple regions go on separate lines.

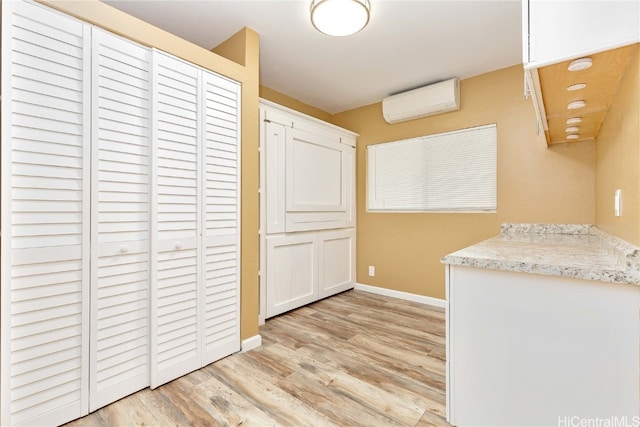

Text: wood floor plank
xmin=278 ymin=370 xmax=405 ymax=427
xmin=257 ymin=341 xmax=425 ymax=425
xmin=295 ymin=341 xmax=448 ymax=419
xmin=348 ymin=332 xmax=446 ymax=376
xmin=63 ymin=290 xmax=451 ymax=427
xmin=189 ymin=375 xmax=283 ymax=426
xmin=204 ymin=352 xmax=339 ymax=426
xmin=322 ymin=337 xmax=446 ymax=399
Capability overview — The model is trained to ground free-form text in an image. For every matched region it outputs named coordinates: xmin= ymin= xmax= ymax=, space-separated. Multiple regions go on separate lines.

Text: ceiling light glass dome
xmin=310 ymin=0 xmax=371 ymax=37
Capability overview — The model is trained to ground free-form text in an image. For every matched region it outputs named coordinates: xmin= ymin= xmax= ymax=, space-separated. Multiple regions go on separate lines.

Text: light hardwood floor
xmin=65 ymin=290 xmax=450 ymax=427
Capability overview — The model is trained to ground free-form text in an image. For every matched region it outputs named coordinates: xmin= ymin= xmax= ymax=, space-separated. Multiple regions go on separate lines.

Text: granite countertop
xmin=441 ymin=224 xmax=640 ymax=285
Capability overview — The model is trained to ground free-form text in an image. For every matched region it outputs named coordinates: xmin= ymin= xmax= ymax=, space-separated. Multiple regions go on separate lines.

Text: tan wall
xmin=38 ymin=0 xmax=261 ymax=340
xmin=213 ymin=29 xmax=261 ymax=340
xmin=331 ymin=65 xmax=596 ymax=299
xmin=595 ymin=45 xmax=640 ymax=246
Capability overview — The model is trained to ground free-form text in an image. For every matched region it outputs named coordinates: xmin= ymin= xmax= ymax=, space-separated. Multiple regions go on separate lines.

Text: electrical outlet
xmin=368 ymin=265 xmax=375 ymax=276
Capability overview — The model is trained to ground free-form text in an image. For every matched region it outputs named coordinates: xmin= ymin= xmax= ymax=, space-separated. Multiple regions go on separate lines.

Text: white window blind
xmin=367 ymin=124 xmax=497 ymax=212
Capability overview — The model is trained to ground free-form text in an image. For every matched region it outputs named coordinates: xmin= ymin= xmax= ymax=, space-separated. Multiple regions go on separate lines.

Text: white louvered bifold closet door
xmin=201 ymin=71 xmax=241 ymax=364
xmin=150 ymin=51 xmax=202 ymax=388
xmin=1 ymin=1 xmax=91 ymax=426
xmin=89 ymin=29 xmax=151 ymax=411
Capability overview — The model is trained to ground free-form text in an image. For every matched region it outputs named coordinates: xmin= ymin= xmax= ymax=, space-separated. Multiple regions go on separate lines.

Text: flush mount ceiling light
xmin=311 ymin=0 xmax=371 ymax=36
xmin=567 ymin=83 xmax=587 ymax=91
xmin=568 ymin=57 xmax=593 ymax=72
xmin=567 ymin=100 xmax=586 ymax=110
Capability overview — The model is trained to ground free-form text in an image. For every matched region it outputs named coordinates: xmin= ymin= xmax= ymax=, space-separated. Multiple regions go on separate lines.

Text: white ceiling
xmin=104 ymin=0 xmax=523 ymax=114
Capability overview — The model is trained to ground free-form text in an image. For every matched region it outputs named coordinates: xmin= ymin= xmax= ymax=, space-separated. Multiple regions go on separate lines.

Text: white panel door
xmin=1 ymin=1 xmax=91 ymax=425
xmin=285 ymin=128 xmax=348 ymax=232
xmin=150 ymin=51 xmax=202 ymax=387
xmin=318 ymin=229 xmax=355 ymax=299
xmin=201 ymin=70 xmax=241 ymax=364
xmin=90 ymin=29 xmax=151 ymax=410
xmin=266 ymin=234 xmax=318 ymax=318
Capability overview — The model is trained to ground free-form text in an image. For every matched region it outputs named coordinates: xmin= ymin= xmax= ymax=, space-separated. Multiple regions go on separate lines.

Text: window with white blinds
xmin=367 ymin=124 xmax=497 ymax=212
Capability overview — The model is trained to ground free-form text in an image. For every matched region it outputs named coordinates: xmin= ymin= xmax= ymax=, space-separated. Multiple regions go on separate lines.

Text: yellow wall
xmin=259 ymin=86 xmax=334 ymax=123
xmin=595 ymin=45 xmax=640 ymax=246
xmin=39 ymin=0 xmax=261 ymax=340
xmin=213 ymin=29 xmax=261 ymax=340
xmin=330 ymin=65 xmax=596 ymax=299
xmin=261 ymin=65 xmax=597 ymax=300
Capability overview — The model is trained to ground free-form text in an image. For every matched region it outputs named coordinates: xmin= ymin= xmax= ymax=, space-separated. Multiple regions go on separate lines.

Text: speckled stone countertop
xmin=441 ymin=224 xmax=640 ymax=285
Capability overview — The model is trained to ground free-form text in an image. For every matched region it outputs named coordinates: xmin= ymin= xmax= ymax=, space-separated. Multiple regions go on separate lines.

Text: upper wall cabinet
xmin=523 ymin=0 xmax=639 ymax=68
xmin=522 ymin=0 xmax=639 ymax=146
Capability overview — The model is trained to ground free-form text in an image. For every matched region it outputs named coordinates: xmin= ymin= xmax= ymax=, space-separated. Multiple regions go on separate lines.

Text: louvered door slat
xmin=201 ymin=71 xmax=240 ymax=364
xmin=89 ymin=29 xmax=150 ymax=411
xmin=1 ymin=2 xmax=90 ymax=426
xmin=150 ymin=51 xmax=202 ymax=388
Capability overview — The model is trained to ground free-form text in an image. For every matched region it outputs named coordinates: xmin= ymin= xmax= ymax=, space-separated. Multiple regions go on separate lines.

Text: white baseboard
xmin=241 ymin=334 xmax=262 ymax=352
xmin=354 ymin=283 xmax=447 ymax=308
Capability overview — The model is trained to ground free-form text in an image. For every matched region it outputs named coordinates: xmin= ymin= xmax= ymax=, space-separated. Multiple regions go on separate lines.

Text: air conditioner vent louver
xmin=382 ymin=78 xmax=460 ymax=124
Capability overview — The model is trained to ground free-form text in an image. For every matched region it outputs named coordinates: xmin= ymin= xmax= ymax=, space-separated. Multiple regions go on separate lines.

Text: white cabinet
xmin=265 ymin=229 xmax=355 ymax=318
xmin=523 ymin=0 xmax=640 ymax=68
xmin=446 ymin=266 xmax=640 ymax=426
xmin=1 ymin=2 xmax=240 ymax=425
xmin=285 ymin=127 xmax=351 ymax=232
xmin=259 ymin=100 xmax=357 ymax=321
xmin=265 ymin=234 xmax=318 ymax=317
xmin=318 ymin=229 xmax=355 ymax=299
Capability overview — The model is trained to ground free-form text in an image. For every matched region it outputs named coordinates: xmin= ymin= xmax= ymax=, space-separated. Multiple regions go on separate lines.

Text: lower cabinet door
xmin=318 ymin=229 xmax=355 ymax=299
xmin=266 ymin=234 xmax=318 ymax=318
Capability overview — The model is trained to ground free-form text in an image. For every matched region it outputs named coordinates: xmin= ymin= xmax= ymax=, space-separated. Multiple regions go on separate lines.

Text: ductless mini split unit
xmin=382 ymin=78 xmax=460 ymax=124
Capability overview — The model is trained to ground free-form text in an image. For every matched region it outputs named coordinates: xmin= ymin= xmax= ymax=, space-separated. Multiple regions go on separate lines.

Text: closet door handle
xmin=119 ymin=245 xmax=129 ymax=254
xmin=174 ymin=242 xmax=183 ymax=250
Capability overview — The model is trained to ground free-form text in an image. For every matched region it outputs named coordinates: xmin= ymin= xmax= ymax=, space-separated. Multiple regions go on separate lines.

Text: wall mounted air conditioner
xmin=382 ymin=78 xmax=460 ymax=124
